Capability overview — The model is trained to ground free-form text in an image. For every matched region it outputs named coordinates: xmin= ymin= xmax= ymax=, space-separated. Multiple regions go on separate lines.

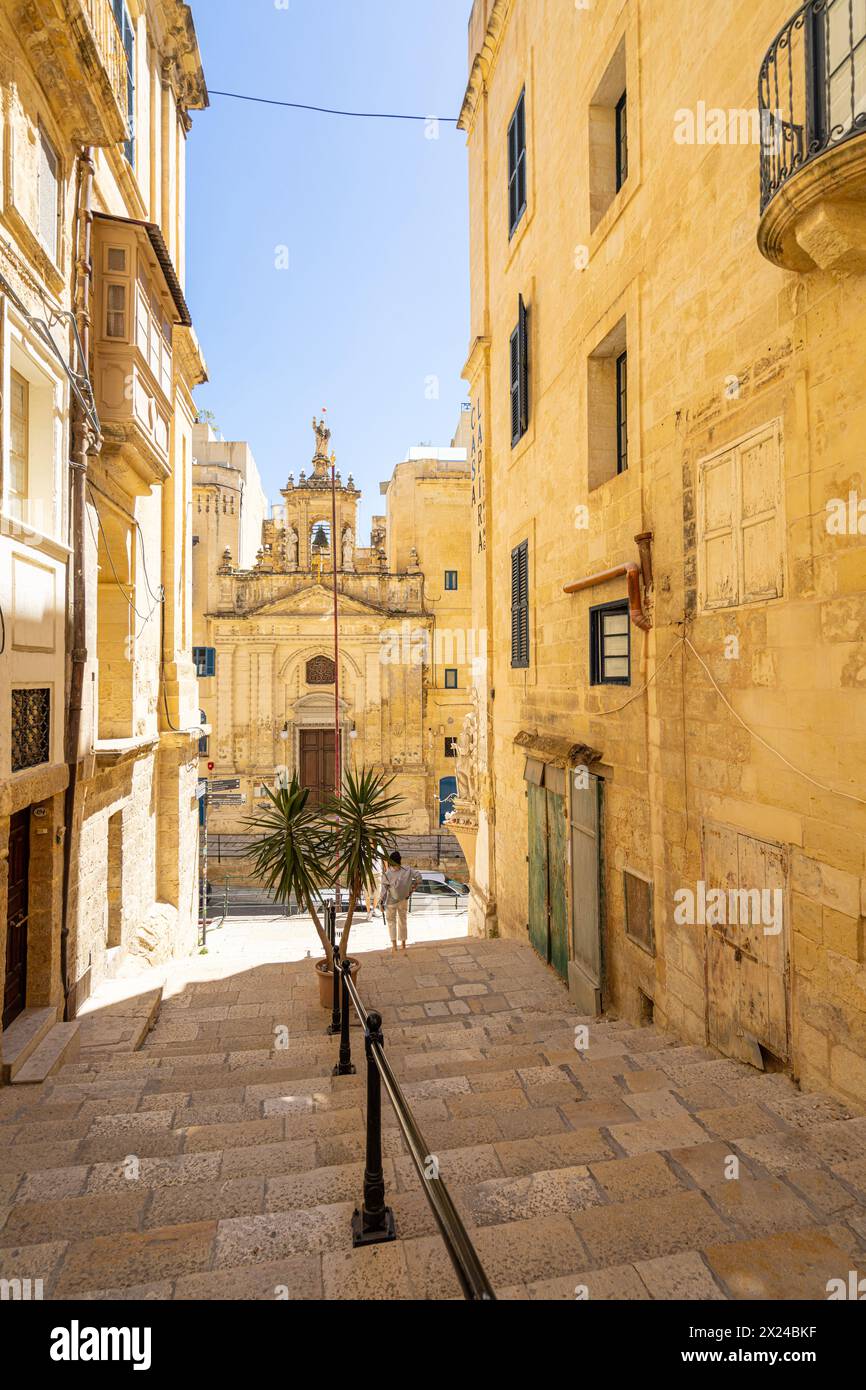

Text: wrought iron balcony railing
xmin=82 ymin=0 xmax=129 ymax=124
xmin=759 ymin=0 xmax=866 ymax=211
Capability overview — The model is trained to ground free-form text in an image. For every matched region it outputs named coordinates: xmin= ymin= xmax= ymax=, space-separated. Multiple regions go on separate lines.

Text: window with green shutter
xmin=510 ymin=295 xmax=529 ymax=448
xmin=508 ymin=90 xmax=527 ymax=237
xmin=511 ymin=541 xmax=529 ymax=669
xmin=193 ymin=647 xmax=216 ymax=679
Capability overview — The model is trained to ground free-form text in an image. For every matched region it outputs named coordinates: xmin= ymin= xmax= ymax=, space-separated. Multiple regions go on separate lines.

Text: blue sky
xmin=186 ymin=0 xmax=471 ymax=537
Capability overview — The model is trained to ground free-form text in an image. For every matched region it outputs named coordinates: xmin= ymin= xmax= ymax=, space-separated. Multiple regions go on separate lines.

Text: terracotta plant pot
xmin=315 ymin=956 xmax=361 ymax=1011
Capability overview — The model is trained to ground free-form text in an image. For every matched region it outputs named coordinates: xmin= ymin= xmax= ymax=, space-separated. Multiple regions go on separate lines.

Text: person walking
xmin=381 ymin=851 xmax=422 ymax=954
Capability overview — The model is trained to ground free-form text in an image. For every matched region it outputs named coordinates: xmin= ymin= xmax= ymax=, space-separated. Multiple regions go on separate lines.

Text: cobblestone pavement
xmin=1 ymin=934 xmax=865 ymax=1300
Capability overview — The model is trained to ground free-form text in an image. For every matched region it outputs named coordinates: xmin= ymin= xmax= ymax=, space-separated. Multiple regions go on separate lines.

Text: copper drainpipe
xmin=61 ymin=146 xmax=97 ymax=1021
xmin=563 ymin=542 xmax=653 ymax=632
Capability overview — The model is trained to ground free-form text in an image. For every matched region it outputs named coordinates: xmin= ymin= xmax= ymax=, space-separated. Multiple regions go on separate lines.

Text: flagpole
xmin=331 ymin=451 xmax=341 ymax=799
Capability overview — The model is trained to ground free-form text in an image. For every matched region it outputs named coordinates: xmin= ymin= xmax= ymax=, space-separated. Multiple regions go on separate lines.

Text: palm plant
xmin=246 ymin=777 xmax=336 ymax=966
xmin=323 ymin=765 xmax=407 ymax=960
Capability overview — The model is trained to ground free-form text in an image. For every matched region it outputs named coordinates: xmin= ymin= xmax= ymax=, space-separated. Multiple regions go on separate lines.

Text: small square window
xmin=444 ymin=571 xmax=458 ymax=591
xmin=445 ymin=669 xmax=459 ymax=690
xmin=193 ymin=647 xmax=217 ymax=679
xmin=107 ymin=246 xmax=127 ymax=273
xmin=590 ymin=601 xmax=631 ymax=685
xmin=445 ymin=737 xmax=458 ymax=758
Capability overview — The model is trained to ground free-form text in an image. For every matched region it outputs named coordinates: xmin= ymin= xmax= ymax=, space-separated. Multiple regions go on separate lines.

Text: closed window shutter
xmin=510 ymin=326 xmax=521 ymax=446
xmin=38 ymin=130 xmax=58 ymax=261
xmin=512 ymin=541 xmax=529 ymax=668
xmin=507 ymin=92 xmax=526 ymax=234
xmin=518 ymin=294 xmax=529 ymax=436
xmin=508 ymin=112 xmax=518 ymax=231
xmin=516 ymin=96 xmax=526 ymax=214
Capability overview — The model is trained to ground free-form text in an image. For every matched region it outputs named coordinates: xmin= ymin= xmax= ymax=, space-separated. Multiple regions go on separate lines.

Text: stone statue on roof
xmin=312 ymin=416 xmax=331 ymax=459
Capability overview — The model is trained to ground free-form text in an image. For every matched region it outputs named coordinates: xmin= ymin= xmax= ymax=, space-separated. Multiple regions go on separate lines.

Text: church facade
xmin=192 ymin=414 xmax=474 ymax=836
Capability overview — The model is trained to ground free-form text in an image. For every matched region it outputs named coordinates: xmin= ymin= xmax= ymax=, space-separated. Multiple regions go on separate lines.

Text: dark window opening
xmin=590 ymin=600 xmax=630 ymax=686
xmin=445 ymin=737 xmax=458 ymax=758
xmin=616 ymin=350 xmax=628 ymax=474
xmin=508 ymin=90 xmax=527 ymax=236
xmin=193 ymin=647 xmax=216 ymax=679
xmin=445 ymin=669 xmax=459 ymax=690
xmin=444 ymin=571 xmax=459 ymax=591
xmin=615 ymin=92 xmax=628 ymax=191
xmin=510 ymin=295 xmax=529 ymax=448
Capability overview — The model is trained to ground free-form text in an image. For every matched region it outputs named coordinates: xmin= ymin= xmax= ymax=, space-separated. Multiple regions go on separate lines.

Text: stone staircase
xmin=1 ymin=936 xmax=866 ymax=1300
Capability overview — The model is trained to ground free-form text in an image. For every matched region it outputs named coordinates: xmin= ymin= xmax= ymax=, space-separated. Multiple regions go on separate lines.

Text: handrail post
xmin=333 ymin=960 xmax=356 ymax=1077
xmin=351 ymin=1010 xmax=396 ymax=1246
xmin=327 ymin=904 xmax=342 ymax=1037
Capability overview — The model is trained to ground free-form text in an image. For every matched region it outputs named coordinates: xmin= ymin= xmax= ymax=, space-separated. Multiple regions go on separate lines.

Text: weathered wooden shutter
xmin=507 ymin=107 xmax=518 ymax=232
xmin=508 ymin=92 xmax=526 ymax=234
xmin=518 ymin=294 xmax=529 ymax=436
xmin=511 ymin=540 xmax=529 ymax=668
xmin=510 ymin=325 xmax=521 ymax=446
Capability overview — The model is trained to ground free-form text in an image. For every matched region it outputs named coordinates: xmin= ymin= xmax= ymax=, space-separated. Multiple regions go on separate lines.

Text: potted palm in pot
xmin=323 ymin=764 xmax=407 ymax=977
xmin=246 ymin=777 xmax=335 ymax=980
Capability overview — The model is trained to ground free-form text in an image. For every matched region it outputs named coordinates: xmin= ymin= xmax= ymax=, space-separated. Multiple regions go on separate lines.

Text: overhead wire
xmin=208 ymin=89 xmax=460 ymax=124
xmin=589 ymin=624 xmax=866 ymax=809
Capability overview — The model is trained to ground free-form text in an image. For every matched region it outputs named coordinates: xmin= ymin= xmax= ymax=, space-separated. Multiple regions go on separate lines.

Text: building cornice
xmin=458 ymin=0 xmax=514 ymax=138
xmin=462 ymin=335 xmax=491 ymax=388
xmin=153 ymin=0 xmax=209 ymax=118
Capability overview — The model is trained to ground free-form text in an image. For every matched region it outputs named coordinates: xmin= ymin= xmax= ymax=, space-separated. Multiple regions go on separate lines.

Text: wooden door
xmin=3 ymin=809 xmax=30 ymax=1029
xmin=527 ymin=784 xmax=569 ymax=982
xmin=704 ymin=823 xmax=790 ymax=1067
xmin=570 ymin=774 xmax=603 ymax=1011
xmin=528 ymin=785 xmax=550 ymax=964
xmin=548 ymin=791 xmax=569 ymax=982
xmin=299 ymin=730 xmax=336 ymax=807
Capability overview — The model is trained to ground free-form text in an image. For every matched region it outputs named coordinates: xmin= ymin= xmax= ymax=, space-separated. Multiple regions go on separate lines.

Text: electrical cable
xmin=208 ymin=88 xmax=460 ymax=124
xmin=592 ymin=636 xmax=685 ymax=715
xmin=86 ymin=487 xmax=163 ymax=633
xmin=590 ymin=630 xmax=866 ymax=808
xmin=684 ymin=636 xmax=866 ymax=808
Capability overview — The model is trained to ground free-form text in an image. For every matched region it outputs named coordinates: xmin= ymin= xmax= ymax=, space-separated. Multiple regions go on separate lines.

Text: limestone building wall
xmin=461 ymin=0 xmax=866 ymax=1106
xmin=0 ymin=1 xmax=209 ymax=1035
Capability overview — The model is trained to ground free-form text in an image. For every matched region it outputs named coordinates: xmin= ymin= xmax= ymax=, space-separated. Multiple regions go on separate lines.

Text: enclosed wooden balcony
xmin=92 ymin=214 xmax=192 ymax=493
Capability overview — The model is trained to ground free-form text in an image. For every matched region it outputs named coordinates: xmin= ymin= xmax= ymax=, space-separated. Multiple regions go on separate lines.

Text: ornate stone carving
xmin=286 ymin=524 xmax=299 ymax=570
xmin=342 ymin=526 xmax=355 ymax=572
xmin=306 ymin=655 xmax=336 ymax=686
xmin=449 ymin=705 xmax=479 ymax=828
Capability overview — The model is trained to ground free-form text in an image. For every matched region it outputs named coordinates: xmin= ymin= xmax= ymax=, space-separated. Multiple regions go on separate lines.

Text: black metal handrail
xmin=760 ymin=0 xmax=866 ymax=211
xmin=327 ymin=939 xmax=496 ymax=1301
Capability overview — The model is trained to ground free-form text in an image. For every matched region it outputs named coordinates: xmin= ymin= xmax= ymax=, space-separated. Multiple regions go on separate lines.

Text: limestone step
xmin=11 ymin=1024 xmax=81 ymax=1086
xmin=0 ymin=1008 xmax=58 ymax=1083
